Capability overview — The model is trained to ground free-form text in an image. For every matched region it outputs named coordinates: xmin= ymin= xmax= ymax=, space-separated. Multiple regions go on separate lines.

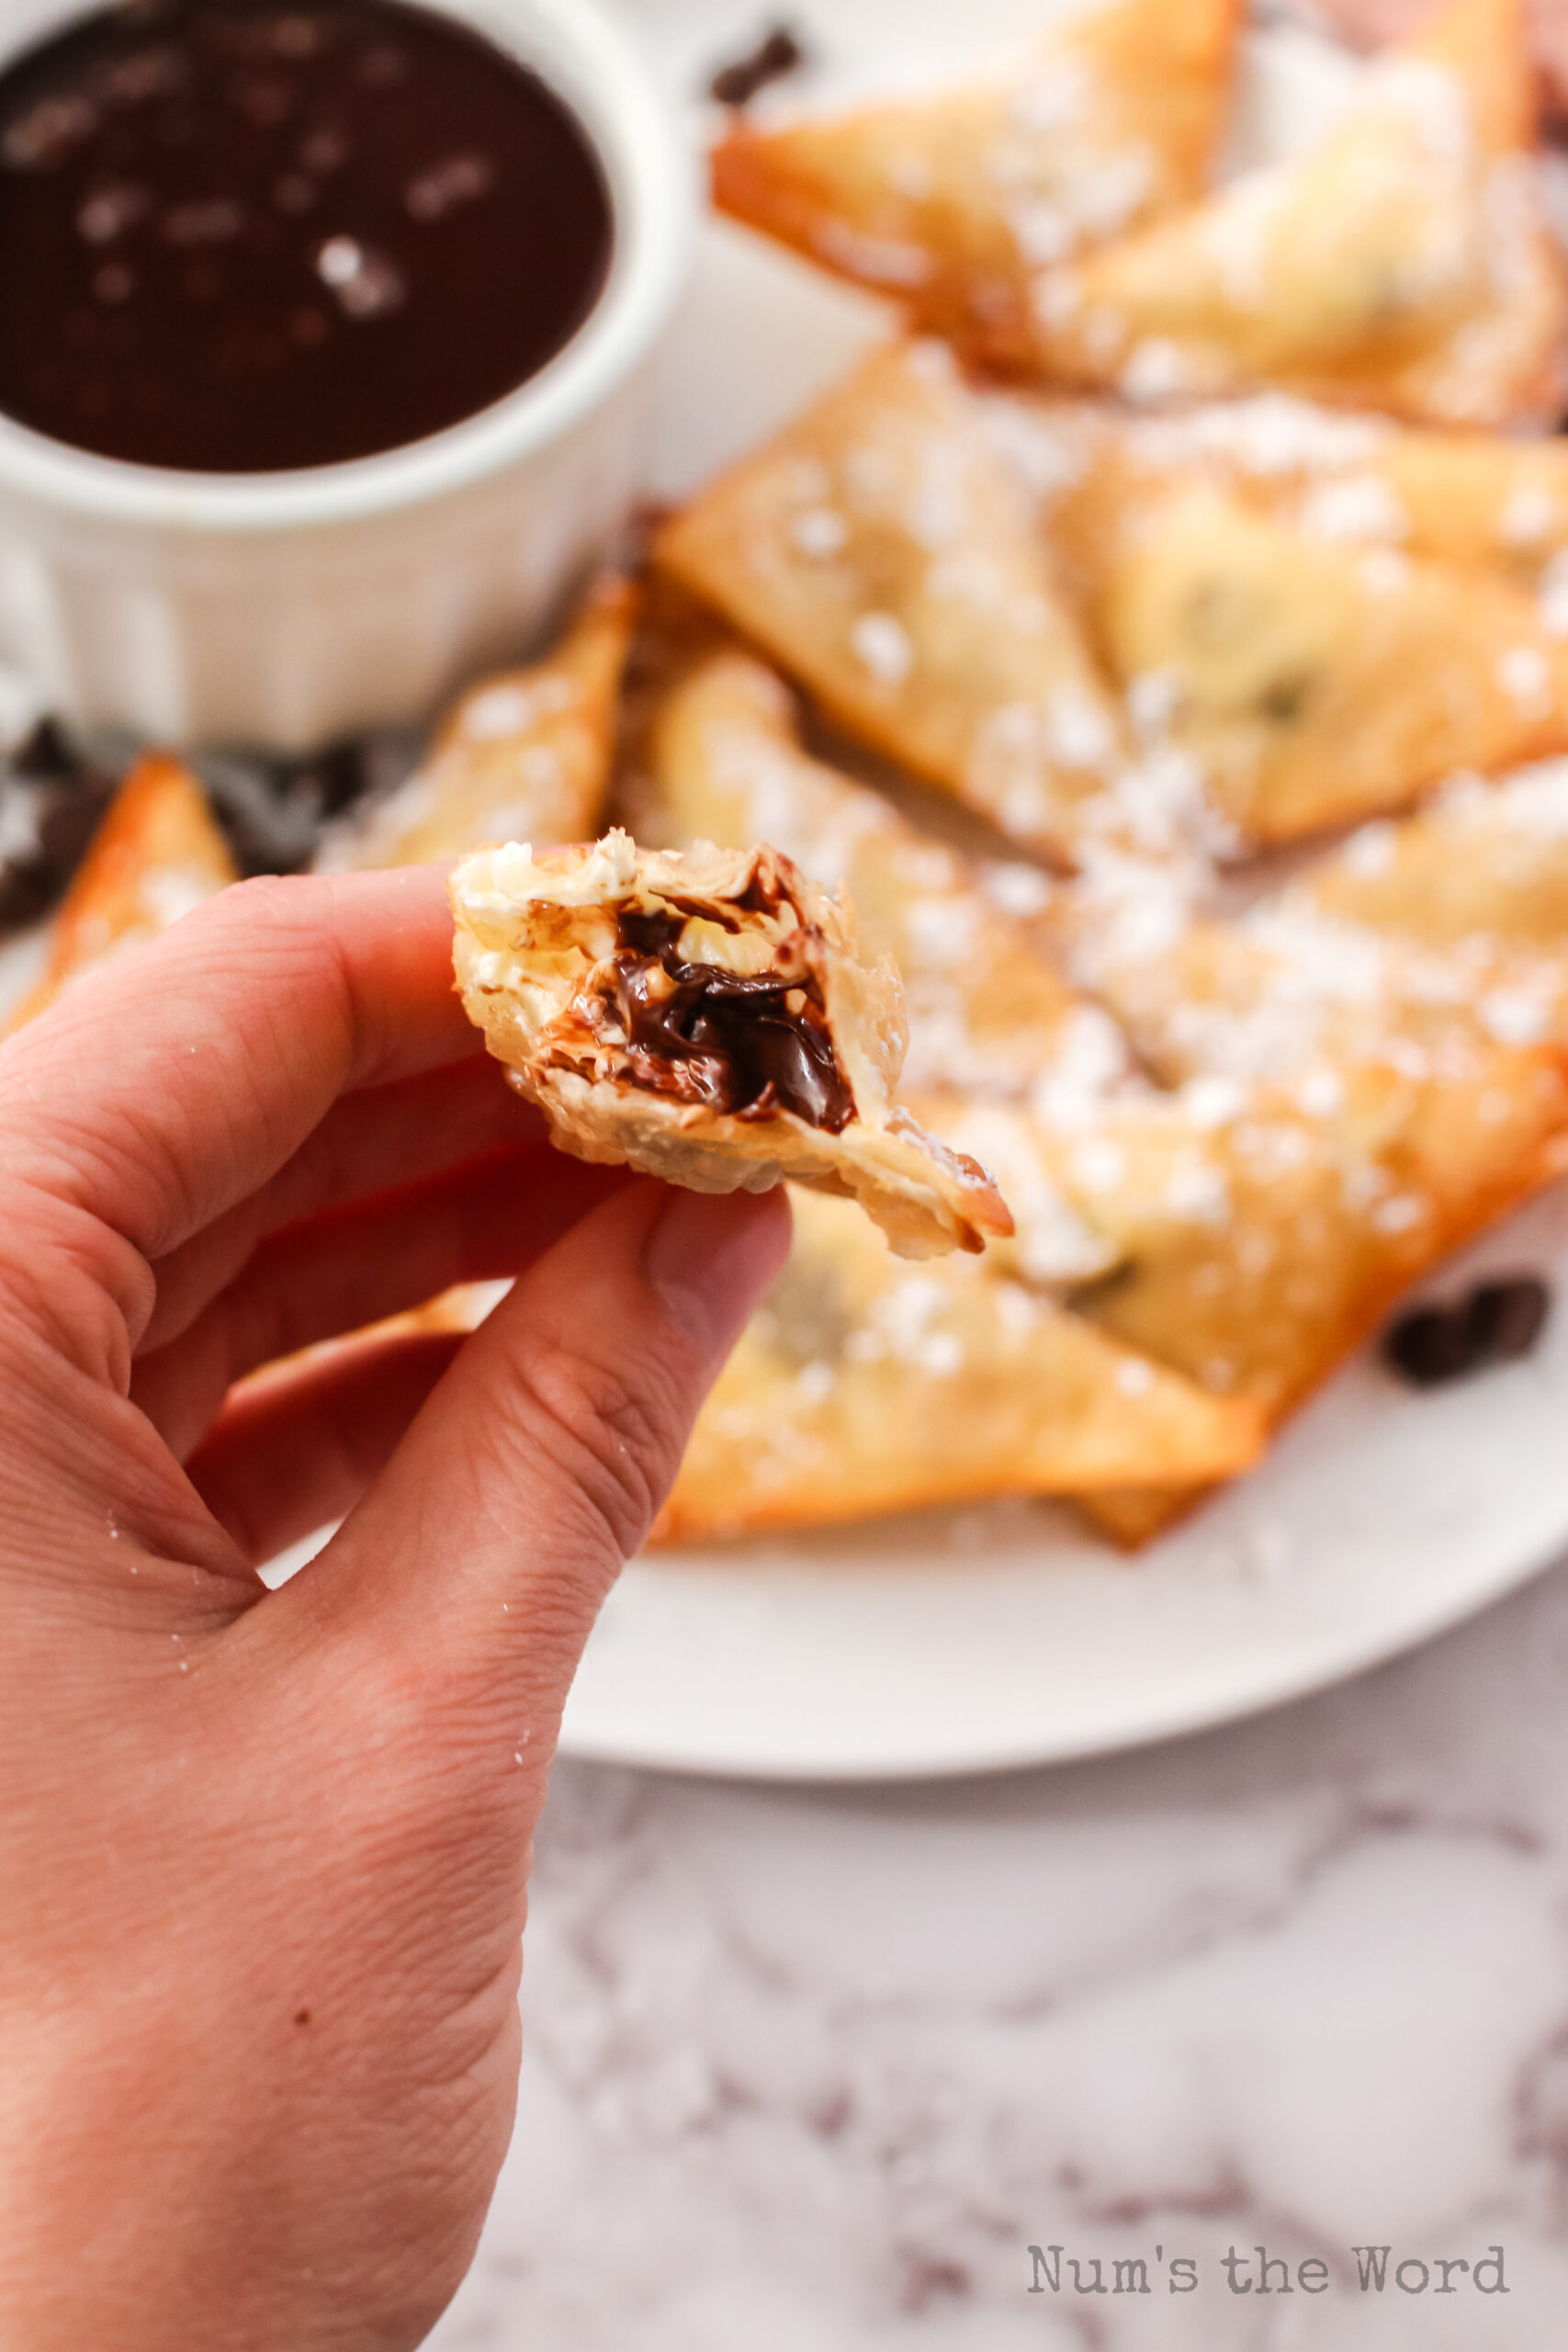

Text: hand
xmin=0 ymin=869 xmax=789 ymax=2350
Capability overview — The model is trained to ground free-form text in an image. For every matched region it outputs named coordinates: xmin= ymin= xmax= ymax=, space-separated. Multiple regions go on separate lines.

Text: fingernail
xmin=644 ymin=1183 xmax=793 ymax=1358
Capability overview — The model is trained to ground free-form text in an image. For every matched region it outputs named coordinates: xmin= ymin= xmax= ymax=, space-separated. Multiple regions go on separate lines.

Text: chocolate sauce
xmin=0 ymin=0 xmax=613 ymax=471
xmin=608 ymin=912 xmax=854 ymax=1133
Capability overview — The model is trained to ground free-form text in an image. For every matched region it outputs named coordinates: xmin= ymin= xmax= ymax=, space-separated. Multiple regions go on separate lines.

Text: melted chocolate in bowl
xmin=0 ymin=0 xmax=614 ymax=472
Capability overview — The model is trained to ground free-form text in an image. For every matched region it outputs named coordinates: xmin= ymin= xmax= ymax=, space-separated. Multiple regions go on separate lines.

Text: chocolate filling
xmin=605 ymin=907 xmax=854 ymax=1133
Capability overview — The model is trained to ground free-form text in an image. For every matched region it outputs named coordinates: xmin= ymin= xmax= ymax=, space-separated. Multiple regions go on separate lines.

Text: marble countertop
xmin=428 ymin=1550 xmax=1568 ymax=2349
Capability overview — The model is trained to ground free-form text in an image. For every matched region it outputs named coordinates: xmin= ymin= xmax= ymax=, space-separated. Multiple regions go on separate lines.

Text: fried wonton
xmin=451 ymin=830 xmax=1011 ymax=1257
xmin=1077 ymin=1037 xmax=1568 ymax=1539
xmin=635 ymin=639 xmax=1136 ymax=1112
xmin=320 ymin=577 xmax=634 ymax=871
xmin=1375 ymin=432 xmax=1568 ymax=590
xmin=9 ymin=753 xmax=236 ymax=1030
xmin=1308 ymin=758 xmax=1568 ymax=949
xmin=1256 ymin=755 xmax=1568 ymax=1050
xmin=237 ymin=1279 xmax=508 ymax=1400
xmin=930 ymin=1016 xmax=1568 ymax=1543
xmin=930 ymin=1088 xmax=1423 ymax=1545
xmin=994 ymin=390 xmax=1568 ymax=601
xmin=653 ymin=1186 xmax=1264 ymax=1542
xmin=654 ymin=341 xmax=1144 ymax=865
xmin=939 ymin=1068 xmax=1566 ymax=1409
xmin=1064 ymin=865 xmax=1568 ymax=1208
xmin=1066 ymin=812 xmax=1568 ymax=1121
xmin=1030 ymin=0 xmax=1568 ymax=427
xmin=712 ymin=0 xmax=1238 ymax=368
xmin=1093 ymin=482 xmax=1568 ymax=842
xmin=1032 ymin=775 xmax=1568 ymax=1536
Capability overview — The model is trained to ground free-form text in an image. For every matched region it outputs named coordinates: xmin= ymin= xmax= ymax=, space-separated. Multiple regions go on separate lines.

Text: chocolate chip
xmin=197 ymin=751 xmax=321 ymax=875
xmin=33 ymin=767 xmax=116 ymax=876
xmin=1384 ymin=1276 xmax=1551 ymax=1387
xmin=195 ymin=727 xmax=418 ymax=874
xmin=1383 ymin=1305 xmax=1478 ymax=1387
xmin=0 ymin=809 xmax=51 ymax=930
xmin=1259 ymin=672 xmax=1313 ymax=726
xmin=0 ymin=717 xmax=119 ymax=932
xmin=11 ymin=715 xmax=78 ymax=778
xmin=708 ymin=25 xmax=806 ymax=107
xmin=294 ymin=734 xmax=378 ymax=820
xmin=1465 ymin=1276 xmax=1550 ymax=1363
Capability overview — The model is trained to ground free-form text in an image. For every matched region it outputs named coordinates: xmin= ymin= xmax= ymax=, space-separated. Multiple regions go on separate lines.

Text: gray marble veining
xmin=428 ymin=1552 xmax=1568 ymax=2347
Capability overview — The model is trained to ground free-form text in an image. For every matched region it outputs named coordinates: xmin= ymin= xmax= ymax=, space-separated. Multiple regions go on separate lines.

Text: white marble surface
xmin=426 ymin=1551 xmax=1568 ymax=2347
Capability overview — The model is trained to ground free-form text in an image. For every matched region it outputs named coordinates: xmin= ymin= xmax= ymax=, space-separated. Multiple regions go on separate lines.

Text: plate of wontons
xmin=19 ymin=0 xmax=1568 ymax=1775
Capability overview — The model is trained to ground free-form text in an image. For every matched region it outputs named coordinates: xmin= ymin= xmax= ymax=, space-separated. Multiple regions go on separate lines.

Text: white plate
xmin=549 ymin=0 xmax=1568 ymax=1778
xmin=567 ymin=1190 xmax=1568 ymax=1775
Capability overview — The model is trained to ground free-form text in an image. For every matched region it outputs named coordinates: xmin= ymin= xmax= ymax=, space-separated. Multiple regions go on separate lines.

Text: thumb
xmin=280 ymin=1175 xmax=790 ymax=1743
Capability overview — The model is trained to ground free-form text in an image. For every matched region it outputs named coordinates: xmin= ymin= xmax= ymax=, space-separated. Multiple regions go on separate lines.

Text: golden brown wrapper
xmin=656 ymin=338 xmax=1559 ymax=861
xmin=1091 ymin=483 xmax=1568 ymax=843
xmin=1073 ymin=1054 xmax=1568 ymax=1543
xmin=654 ymin=341 xmax=1139 ymax=867
xmin=1307 ymin=760 xmax=1568 ymax=957
xmin=8 ymin=752 xmax=236 ymax=1031
xmin=321 ymin=577 xmax=635 ymax=870
xmin=1000 ymin=390 xmax=1568 ymax=595
xmin=633 ymin=639 xmax=1132 ymax=1120
xmin=712 ymin=0 xmax=1238 ymax=368
xmin=451 ymin=830 xmax=1012 ymax=1259
xmin=654 ymin=1188 xmax=1264 ymax=1543
xmin=1029 ymin=0 xmax=1568 ymax=428
xmin=942 ymin=1064 xmax=1568 ymax=1405
xmin=1032 ymin=765 xmax=1568 ymax=1540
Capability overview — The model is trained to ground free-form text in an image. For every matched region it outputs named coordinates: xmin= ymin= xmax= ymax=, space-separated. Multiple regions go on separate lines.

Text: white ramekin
xmin=0 ymin=0 xmax=694 ymax=750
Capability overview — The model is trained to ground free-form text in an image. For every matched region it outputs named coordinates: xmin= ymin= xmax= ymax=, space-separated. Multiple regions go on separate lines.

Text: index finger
xmin=0 ymin=866 xmax=486 ymax=1263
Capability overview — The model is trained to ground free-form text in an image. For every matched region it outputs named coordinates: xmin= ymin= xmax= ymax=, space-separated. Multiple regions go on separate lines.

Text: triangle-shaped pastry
xmin=654 ymin=1186 xmax=1264 ymax=1542
xmin=1003 ymin=390 xmax=1568 ymax=595
xmin=11 ymin=753 xmax=236 ymax=1029
xmin=636 ymin=638 xmax=1133 ymax=1120
xmin=948 ymin=1057 xmax=1568 ymax=1415
xmin=1247 ymin=756 xmax=1568 ymax=1053
xmin=1061 ymin=865 xmax=1568 ymax=1224
xmin=654 ymin=341 xmax=1140 ymax=865
xmin=712 ymin=0 xmax=1238 ymax=370
xmin=1376 ymin=426 xmax=1568 ymax=585
xmin=1077 ymin=1032 xmax=1568 ymax=1540
xmin=1064 ymin=777 xmax=1568 ymax=1127
xmin=931 ymin=1012 xmax=1568 ymax=1543
xmin=1095 ymin=481 xmax=1568 ymax=842
xmin=451 ymin=830 xmax=1012 ymax=1258
xmin=1032 ymin=780 xmax=1568 ymax=1537
xmin=1308 ymin=759 xmax=1568 ymax=956
xmin=321 ymin=577 xmax=635 ymax=870
xmin=1032 ymin=0 xmax=1568 ymax=426
xmin=934 ymin=1088 xmax=1427 ymax=1417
